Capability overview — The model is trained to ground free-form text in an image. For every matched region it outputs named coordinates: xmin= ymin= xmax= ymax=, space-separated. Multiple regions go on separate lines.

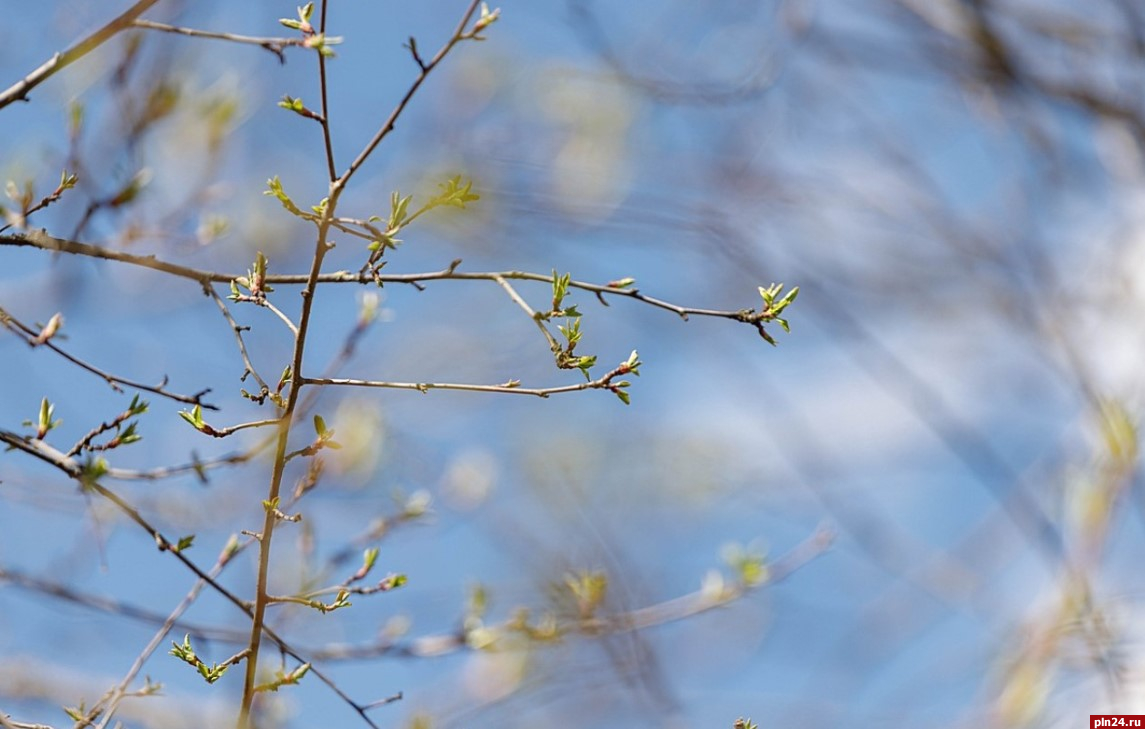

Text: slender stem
xmin=339 ymin=0 xmax=482 ymax=188
xmin=1 ymin=233 xmax=763 ymax=325
xmin=0 ymin=428 xmax=261 ymax=481
xmin=0 ymin=305 xmax=216 ymax=408
xmin=493 ymin=274 xmax=561 ymax=352
xmin=131 ymin=19 xmax=301 ymax=61
xmin=318 ymin=2 xmax=337 ymax=182
xmin=203 ymin=284 xmax=272 ymax=400
xmin=303 ymin=376 xmax=608 ymax=398
xmin=261 ymin=298 xmax=301 ymax=337
xmin=90 ymin=547 xmax=236 ymax=729
xmin=238 ymin=2 xmax=339 ymax=717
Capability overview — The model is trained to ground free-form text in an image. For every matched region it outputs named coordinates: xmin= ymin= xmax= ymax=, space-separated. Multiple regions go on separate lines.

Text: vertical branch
xmin=237 ymin=3 xmax=484 ymax=724
xmin=317 ymin=0 xmax=337 ymax=182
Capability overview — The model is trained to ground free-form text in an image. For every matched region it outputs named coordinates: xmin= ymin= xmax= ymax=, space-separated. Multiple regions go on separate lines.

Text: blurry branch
xmin=0 ymin=0 xmax=161 ymax=110
xmin=567 ymin=0 xmax=780 ymax=104
xmin=0 ymin=717 xmax=55 ymax=729
xmin=0 ymin=305 xmax=217 ymax=409
xmin=0 ymin=567 xmax=246 ymax=645
xmin=891 ymin=0 xmax=1145 ymax=140
xmin=130 ymin=20 xmax=307 ymax=63
xmin=311 ymin=524 xmax=834 ymax=661
xmin=1 ymin=233 xmax=784 ymax=331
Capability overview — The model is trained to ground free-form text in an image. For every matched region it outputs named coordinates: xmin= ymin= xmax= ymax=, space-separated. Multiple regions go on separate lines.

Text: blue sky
xmin=3 ymin=2 xmax=1145 ymax=728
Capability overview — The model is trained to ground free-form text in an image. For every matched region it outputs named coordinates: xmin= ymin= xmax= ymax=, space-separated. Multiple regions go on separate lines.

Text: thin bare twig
xmin=317 ymin=1 xmax=338 ymax=182
xmin=493 ymin=274 xmax=562 ymax=352
xmin=130 ymin=19 xmax=303 ymax=63
xmin=338 ymin=0 xmax=484 ymax=187
xmin=0 ymin=429 xmax=259 ymax=482
xmin=0 ymin=305 xmax=216 ymax=409
xmin=301 ymin=372 xmax=624 ymax=399
xmin=261 ymin=298 xmax=300 ymax=337
xmin=202 ymin=284 xmax=272 ymax=402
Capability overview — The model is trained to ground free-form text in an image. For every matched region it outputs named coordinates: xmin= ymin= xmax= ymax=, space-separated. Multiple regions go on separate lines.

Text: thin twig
xmin=0 ymin=0 xmax=162 ymax=110
xmin=0 ymin=429 xmax=259 ymax=482
xmin=302 ymin=374 xmax=620 ymax=398
xmin=261 ymin=298 xmax=301 ymax=337
xmin=307 ymin=524 xmax=835 ymax=662
xmin=338 ymin=0 xmax=484 ymax=187
xmin=0 ymin=305 xmax=217 ymax=409
xmin=88 ymin=543 xmax=238 ymax=729
xmin=202 ymin=283 xmax=272 ymax=402
xmin=317 ymin=1 xmax=337 ymax=182
xmin=493 ymin=274 xmax=562 ymax=352
xmin=0 ymin=567 xmax=245 ymax=644
xmin=130 ymin=20 xmax=303 ymax=62
xmin=2 ymin=233 xmax=770 ymax=328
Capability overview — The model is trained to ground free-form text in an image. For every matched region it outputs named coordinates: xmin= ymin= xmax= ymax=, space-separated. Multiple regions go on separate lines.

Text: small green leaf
xmin=390 ymin=191 xmax=412 ymax=228
xmin=362 ymin=547 xmax=379 ymax=573
xmin=265 ymin=176 xmax=310 ymax=219
xmin=179 ymin=404 xmax=204 ymax=429
xmin=575 ymin=355 xmax=596 ymax=380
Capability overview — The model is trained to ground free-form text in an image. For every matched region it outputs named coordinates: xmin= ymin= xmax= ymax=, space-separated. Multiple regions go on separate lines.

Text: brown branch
xmin=302 ymin=373 xmax=623 ymax=398
xmin=130 ymin=20 xmax=304 ymax=63
xmin=239 ymin=5 xmax=485 ymax=722
xmin=338 ymin=0 xmax=484 ymax=187
xmin=0 ymin=0 xmax=162 ymax=110
xmin=0 ymin=429 xmax=259 ymax=482
xmin=1 ymin=232 xmax=774 ymax=329
xmin=202 ymin=283 xmax=272 ymax=403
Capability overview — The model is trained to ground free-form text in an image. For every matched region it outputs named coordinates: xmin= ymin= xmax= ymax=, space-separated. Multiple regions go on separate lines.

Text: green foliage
xmin=279 ymin=3 xmax=315 ymax=33
xmin=169 ymin=635 xmax=230 ymax=684
xmin=231 ymin=251 xmax=274 ymax=301
xmin=756 ymin=282 xmax=799 ymax=344
xmin=265 ymin=176 xmax=313 ymax=221
xmin=23 ymin=397 xmax=61 ymax=439
xmin=255 ymin=663 xmax=311 ymax=693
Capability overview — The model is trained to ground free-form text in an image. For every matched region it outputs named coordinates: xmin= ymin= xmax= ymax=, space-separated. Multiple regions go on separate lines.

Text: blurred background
xmin=3 ymin=1 xmax=1145 ymax=727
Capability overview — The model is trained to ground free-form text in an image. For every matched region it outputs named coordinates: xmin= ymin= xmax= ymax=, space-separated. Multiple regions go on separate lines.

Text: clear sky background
xmin=3 ymin=1 xmax=1145 ymax=728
